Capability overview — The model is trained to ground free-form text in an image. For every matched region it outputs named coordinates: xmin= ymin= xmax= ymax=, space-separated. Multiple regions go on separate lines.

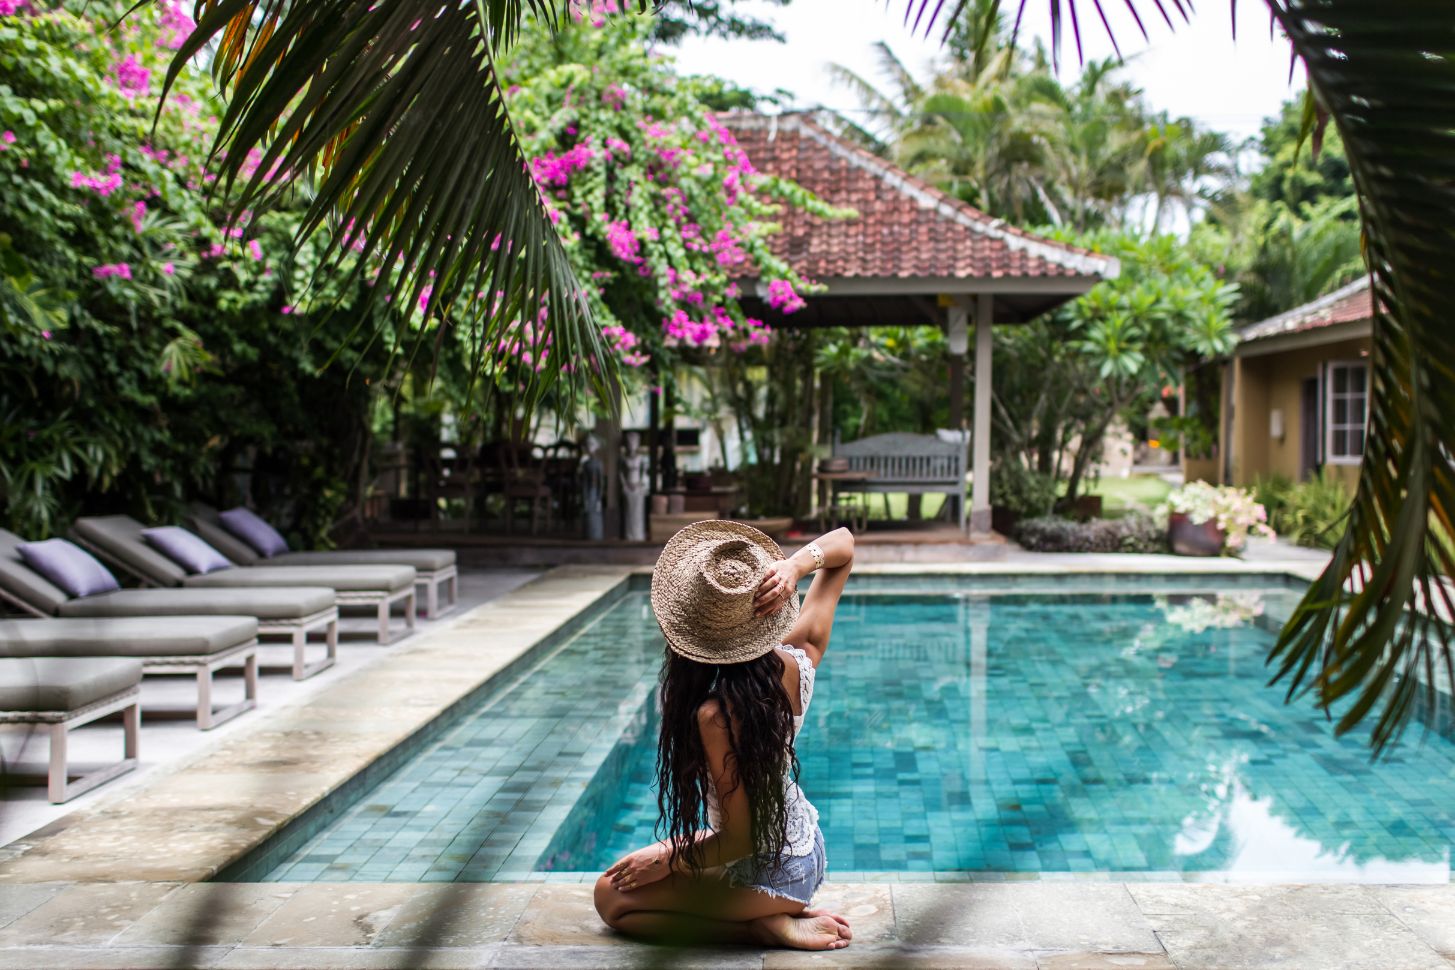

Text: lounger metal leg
xmin=47 ymin=723 xmax=68 ymax=804
xmin=290 ymin=624 xmax=335 ymax=681
xmin=427 ymin=580 xmax=438 ymax=621
xmin=377 ymin=599 xmax=390 ymax=645
xmin=197 ymin=666 xmax=214 ymax=730
xmin=406 ymin=590 xmax=417 ymax=631
xmin=197 ymin=650 xmax=259 ymax=730
xmin=45 ymin=693 xmax=141 ymax=803
xmin=448 ymin=571 xmax=458 ymax=609
xmin=123 ymin=700 xmax=140 ymax=761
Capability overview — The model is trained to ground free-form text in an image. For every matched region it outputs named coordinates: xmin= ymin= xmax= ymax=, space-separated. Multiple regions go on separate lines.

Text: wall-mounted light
xmin=1270 ymin=408 xmax=1285 ymax=441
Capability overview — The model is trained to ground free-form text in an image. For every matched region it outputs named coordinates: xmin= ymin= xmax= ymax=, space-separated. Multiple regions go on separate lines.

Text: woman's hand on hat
xmin=605 ymin=843 xmax=670 ymax=892
xmin=754 ymin=558 xmax=802 ymax=617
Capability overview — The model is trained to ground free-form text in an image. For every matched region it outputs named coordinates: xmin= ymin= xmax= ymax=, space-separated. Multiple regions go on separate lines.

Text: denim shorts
xmin=724 ymin=828 xmax=826 ymax=905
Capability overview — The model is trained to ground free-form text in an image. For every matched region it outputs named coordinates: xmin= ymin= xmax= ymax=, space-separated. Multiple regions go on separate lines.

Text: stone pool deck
xmin=1 ymin=556 xmax=1451 ymax=969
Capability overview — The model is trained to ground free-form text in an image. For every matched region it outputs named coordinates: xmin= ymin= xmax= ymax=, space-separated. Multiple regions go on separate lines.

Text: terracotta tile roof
xmin=1239 ymin=277 xmax=1377 ymax=343
xmin=725 ymin=113 xmax=1117 ymax=282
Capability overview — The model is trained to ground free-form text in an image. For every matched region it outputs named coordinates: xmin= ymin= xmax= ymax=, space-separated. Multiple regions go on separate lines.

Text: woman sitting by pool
xmin=594 ymin=521 xmax=855 ymax=951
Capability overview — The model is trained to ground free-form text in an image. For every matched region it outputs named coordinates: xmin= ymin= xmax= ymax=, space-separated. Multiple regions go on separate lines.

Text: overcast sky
xmin=674 ymin=0 xmax=1307 ymax=143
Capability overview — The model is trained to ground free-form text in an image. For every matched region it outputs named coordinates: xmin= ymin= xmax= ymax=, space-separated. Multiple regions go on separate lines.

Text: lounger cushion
xmin=71 ymin=516 xmax=189 ymax=587
xmin=184 ymin=513 xmax=259 ymax=565
xmin=219 ymin=507 xmax=289 ymax=558
xmin=182 ymin=564 xmax=415 ymax=593
xmin=0 ymin=616 xmax=257 ymax=658
xmin=272 ymin=548 xmax=456 ymax=571
xmin=142 ymin=526 xmax=232 ymax=575
xmin=0 ymin=529 xmax=70 ymax=616
xmin=18 ymin=539 xmax=120 ymax=598
xmin=0 ymin=657 xmax=141 ymax=713
xmin=58 ymin=586 xmax=335 ymax=621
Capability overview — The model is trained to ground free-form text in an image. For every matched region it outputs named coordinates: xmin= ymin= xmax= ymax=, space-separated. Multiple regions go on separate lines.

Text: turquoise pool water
xmin=251 ymin=575 xmax=1455 ymax=883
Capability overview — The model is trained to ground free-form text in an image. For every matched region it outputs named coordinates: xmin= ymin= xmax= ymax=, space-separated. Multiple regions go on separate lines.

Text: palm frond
xmin=904 ymin=0 xmax=1455 ymax=752
xmin=154 ymin=0 xmax=613 ymax=406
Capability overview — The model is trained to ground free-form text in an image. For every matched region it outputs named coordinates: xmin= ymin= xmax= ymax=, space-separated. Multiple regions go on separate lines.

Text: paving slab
xmin=219 ymin=945 xmax=498 ymax=969
xmin=894 ymin=884 xmax=1159 ymax=952
xmin=1148 ymin=911 xmax=1450 ymax=970
xmin=0 ymin=945 xmax=230 ymax=969
xmin=1128 ymin=883 xmax=1385 ymax=918
xmin=508 ymin=885 xmax=619 ymax=946
xmin=0 ymin=881 xmax=181 ymax=946
xmin=1034 ymin=952 xmax=1177 ymax=970
xmin=240 ymin=884 xmax=420 ymax=948
xmin=114 ymin=883 xmax=299 ymax=946
xmin=763 ymin=945 xmax=1036 ymax=969
xmin=371 ymin=884 xmax=538 ymax=948
xmin=1376 ymin=886 xmax=1455 ymax=957
xmin=490 ymin=943 xmax=761 ymax=969
xmin=0 ymin=883 xmax=63 ymax=932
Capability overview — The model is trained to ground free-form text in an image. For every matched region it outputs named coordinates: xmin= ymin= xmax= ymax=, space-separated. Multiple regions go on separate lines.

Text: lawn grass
xmin=1076 ymin=474 xmax=1175 ymax=517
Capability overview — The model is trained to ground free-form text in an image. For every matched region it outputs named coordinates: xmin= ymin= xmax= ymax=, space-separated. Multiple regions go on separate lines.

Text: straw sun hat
xmin=651 ymin=519 xmax=800 ymax=664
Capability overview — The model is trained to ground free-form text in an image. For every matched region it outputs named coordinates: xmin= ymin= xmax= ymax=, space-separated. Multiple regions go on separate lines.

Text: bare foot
xmin=753 ymin=913 xmax=851 ymax=950
xmin=803 ymin=908 xmax=853 ymax=941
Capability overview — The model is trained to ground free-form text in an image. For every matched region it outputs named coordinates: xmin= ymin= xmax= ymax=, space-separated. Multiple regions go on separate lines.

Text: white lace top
xmin=705 ymin=644 xmax=821 ymax=859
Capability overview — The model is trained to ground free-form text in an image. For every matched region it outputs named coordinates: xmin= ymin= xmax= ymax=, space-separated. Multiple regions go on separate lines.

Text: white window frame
xmin=1324 ymin=360 xmax=1368 ymax=465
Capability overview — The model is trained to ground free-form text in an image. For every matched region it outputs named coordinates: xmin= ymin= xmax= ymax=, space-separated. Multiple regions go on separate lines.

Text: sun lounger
xmin=0 ymin=616 xmax=258 ymax=730
xmin=70 ymin=516 xmax=416 ymax=645
xmin=0 ymin=530 xmax=338 ymax=680
xmin=187 ymin=505 xmax=459 ymax=618
xmin=0 ymin=657 xmax=141 ymax=802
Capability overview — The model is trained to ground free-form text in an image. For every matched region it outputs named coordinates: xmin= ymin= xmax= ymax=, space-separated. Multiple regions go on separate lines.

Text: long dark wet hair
xmin=655 ymin=648 xmax=799 ymax=875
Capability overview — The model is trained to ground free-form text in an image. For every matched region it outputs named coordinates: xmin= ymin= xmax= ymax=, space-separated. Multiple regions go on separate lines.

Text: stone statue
xmin=580 ymin=434 xmax=604 ymax=541
xmin=621 ymin=431 xmax=649 ymax=542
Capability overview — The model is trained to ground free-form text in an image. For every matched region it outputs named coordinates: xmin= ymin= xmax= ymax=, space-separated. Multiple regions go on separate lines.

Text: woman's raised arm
xmin=754 ymin=528 xmax=854 ymax=667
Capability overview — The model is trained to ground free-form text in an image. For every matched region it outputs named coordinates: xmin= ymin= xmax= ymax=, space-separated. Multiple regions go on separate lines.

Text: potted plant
xmin=1162 ymin=482 xmax=1274 ymax=556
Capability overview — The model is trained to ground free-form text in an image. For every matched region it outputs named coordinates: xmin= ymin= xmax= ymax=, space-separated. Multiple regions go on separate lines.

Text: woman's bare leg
xmin=593 ymin=871 xmax=849 ymax=950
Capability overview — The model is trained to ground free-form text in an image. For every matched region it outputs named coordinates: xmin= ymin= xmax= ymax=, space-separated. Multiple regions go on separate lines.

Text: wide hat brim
xmin=651 ymin=519 xmax=799 ymax=664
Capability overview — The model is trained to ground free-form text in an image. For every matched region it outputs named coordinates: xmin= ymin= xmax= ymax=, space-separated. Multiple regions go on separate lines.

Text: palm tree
xmin=151 ymin=0 xmax=1452 ymax=751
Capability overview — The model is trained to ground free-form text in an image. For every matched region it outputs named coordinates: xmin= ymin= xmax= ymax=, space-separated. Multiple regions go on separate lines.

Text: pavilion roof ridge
xmin=727 ymin=110 xmax=1119 ymax=281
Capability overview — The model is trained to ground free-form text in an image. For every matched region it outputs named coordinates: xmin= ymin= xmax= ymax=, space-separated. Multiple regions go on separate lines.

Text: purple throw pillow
xmin=18 ymin=539 xmax=121 ymax=598
xmin=218 ymin=507 xmax=290 ymax=558
xmin=142 ymin=526 xmax=234 ymax=575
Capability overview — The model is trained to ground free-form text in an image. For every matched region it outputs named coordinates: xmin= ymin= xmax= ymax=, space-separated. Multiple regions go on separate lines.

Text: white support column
xmin=971 ymin=293 xmax=994 ymax=534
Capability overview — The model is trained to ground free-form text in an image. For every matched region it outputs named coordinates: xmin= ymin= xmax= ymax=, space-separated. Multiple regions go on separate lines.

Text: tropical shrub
xmin=1254 ymin=471 xmax=1350 ymax=551
xmin=1163 ymin=482 xmax=1275 ymax=554
xmin=990 ymin=461 xmax=1058 ymax=520
xmin=1014 ymin=513 xmax=1166 ymax=554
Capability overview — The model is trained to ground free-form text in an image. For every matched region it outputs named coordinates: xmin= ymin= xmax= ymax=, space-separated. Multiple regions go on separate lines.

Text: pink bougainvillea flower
xmin=40 ymin=329 xmax=51 ymax=341
xmin=112 ymin=54 xmax=151 ymax=99
xmin=161 ymin=262 xmax=175 ymax=275
xmin=93 ymin=263 xmax=133 ymax=280
xmin=0 ymin=131 xmax=14 ymax=150
xmin=130 ymin=201 xmax=147 ymax=233
xmin=247 ymin=239 xmax=263 ymax=261
xmin=280 ymin=305 xmax=295 ymax=315
xmin=158 ymin=1 xmax=196 ymax=49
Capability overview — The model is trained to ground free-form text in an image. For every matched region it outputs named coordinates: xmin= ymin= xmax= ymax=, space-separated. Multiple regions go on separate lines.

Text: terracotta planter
xmin=1168 ymin=512 xmax=1225 ymax=557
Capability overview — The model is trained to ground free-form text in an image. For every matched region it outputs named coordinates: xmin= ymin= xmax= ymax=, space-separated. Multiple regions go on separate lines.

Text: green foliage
xmin=831 ymin=11 xmax=1232 ymax=233
xmin=989 ymin=461 xmax=1057 ymax=519
xmin=992 ymin=230 xmax=1237 ymax=501
xmin=1253 ymin=471 xmax=1351 ymax=551
xmin=1014 ymin=513 xmax=1166 ymax=554
xmin=0 ymin=5 xmax=403 ymax=543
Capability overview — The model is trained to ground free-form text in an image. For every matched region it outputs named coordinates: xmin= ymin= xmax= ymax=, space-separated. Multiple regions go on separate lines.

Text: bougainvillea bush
xmin=0 ymin=2 xmax=405 ymax=539
xmin=498 ymin=2 xmax=846 ymax=382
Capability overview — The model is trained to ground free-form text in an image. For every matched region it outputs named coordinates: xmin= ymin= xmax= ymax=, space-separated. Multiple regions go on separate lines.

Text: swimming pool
xmin=243 ymin=574 xmax=1455 ymax=883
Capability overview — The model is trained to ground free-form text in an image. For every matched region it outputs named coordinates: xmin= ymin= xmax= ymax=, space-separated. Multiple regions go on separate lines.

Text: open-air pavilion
xmin=727 ymin=112 xmax=1120 ymax=532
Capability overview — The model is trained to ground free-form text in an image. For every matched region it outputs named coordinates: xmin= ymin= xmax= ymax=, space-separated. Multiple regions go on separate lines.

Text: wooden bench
xmin=832 ymin=432 xmax=969 ymax=530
